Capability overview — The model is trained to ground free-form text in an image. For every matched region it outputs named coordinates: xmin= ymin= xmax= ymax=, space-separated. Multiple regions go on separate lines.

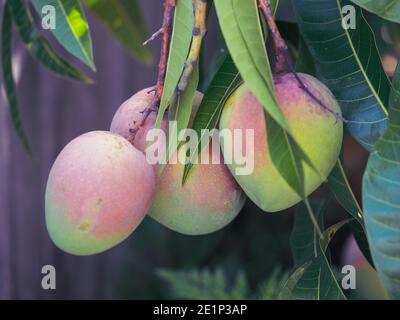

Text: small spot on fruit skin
xmin=78 ymin=221 xmax=90 ymax=232
xmin=78 ymin=197 xmax=103 ymax=233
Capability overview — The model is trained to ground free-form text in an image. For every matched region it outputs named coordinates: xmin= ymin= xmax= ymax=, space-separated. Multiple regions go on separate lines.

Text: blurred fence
xmin=0 ymin=0 xmax=164 ymax=299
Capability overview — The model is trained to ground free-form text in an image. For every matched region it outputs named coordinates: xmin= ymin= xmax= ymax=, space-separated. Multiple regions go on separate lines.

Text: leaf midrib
xmin=55 ymin=0 xmax=94 ymax=69
xmin=336 ymin=0 xmax=388 ymax=117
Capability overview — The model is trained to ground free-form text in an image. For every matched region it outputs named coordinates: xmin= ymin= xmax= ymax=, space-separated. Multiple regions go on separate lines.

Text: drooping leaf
xmin=266 ymin=113 xmax=323 ymax=235
xmin=265 ymin=114 xmax=306 ymax=200
xmin=328 ymin=159 xmax=374 ymax=265
xmin=362 ymin=64 xmax=400 ymax=299
xmin=32 ymin=0 xmax=95 ymax=70
xmin=280 ymin=202 xmax=347 ymax=300
xmin=214 ymin=0 xmax=288 ymax=131
xmin=329 ymin=160 xmax=364 ymax=223
xmin=84 ymin=0 xmax=152 ymax=64
xmin=7 ymin=0 xmax=91 ymax=82
xmin=277 ymin=261 xmax=311 ymax=300
xmin=161 ymin=66 xmax=199 ymax=174
xmin=350 ymin=0 xmax=400 ymax=24
xmin=1 ymin=3 xmax=32 ymax=154
xmin=290 ymin=201 xmax=326 ymax=268
xmin=293 ymin=0 xmax=390 ymax=150
xmin=182 ymin=54 xmax=242 ymax=184
xmin=154 ymin=0 xmax=194 ymax=130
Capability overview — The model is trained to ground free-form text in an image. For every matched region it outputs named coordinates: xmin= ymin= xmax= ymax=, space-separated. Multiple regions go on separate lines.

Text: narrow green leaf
xmin=328 ymin=159 xmax=374 ymax=265
xmin=160 ymin=66 xmax=199 ymax=174
xmin=350 ymin=0 xmax=400 ymax=24
xmin=214 ymin=0 xmax=289 ymax=132
xmin=266 ymin=114 xmax=306 ymax=200
xmin=329 ymin=160 xmax=364 ymax=223
xmin=1 ymin=3 xmax=32 ymax=154
xmin=277 ymin=261 xmax=311 ymax=300
xmin=32 ymin=0 xmax=95 ymax=70
xmin=294 ymin=0 xmax=390 ymax=150
xmin=84 ymin=0 xmax=152 ymax=64
xmin=281 ymin=202 xmax=347 ymax=300
xmin=362 ymin=64 xmax=400 ymax=299
xmin=266 ymin=113 xmax=324 ymax=235
xmin=8 ymin=0 xmax=91 ymax=82
xmin=154 ymin=0 xmax=194 ymax=130
xmin=290 ymin=201 xmax=326 ymax=268
xmin=182 ymin=55 xmax=242 ymax=184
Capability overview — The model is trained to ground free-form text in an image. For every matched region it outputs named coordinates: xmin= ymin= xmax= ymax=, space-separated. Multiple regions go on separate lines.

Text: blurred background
xmin=0 ymin=0 xmax=396 ymax=299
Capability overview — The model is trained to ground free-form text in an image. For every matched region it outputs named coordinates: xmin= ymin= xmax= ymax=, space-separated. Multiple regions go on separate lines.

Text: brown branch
xmin=259 ymin=0 xmax=286 ymax=74
xmin=258 ymin=0 xmax=346 ymax=123
xmin=177 ymin=0 xmax=208 ymax=94
xmin=130 ymin=0 xmax=176 ymax=137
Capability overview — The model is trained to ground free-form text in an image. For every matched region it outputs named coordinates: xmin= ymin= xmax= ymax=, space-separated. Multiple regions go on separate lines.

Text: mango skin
xmin=45 ymin=131 xmax=155 ymax=255
xmin=110 ymin=86 xmax=203 ymax=152
xmin=110 ymin=89 xmax=246 ymax=235
xmin=149 ymin=145 xmax=246 ymax=235
xmin=219 ymin=73 xmax=343 ymax=212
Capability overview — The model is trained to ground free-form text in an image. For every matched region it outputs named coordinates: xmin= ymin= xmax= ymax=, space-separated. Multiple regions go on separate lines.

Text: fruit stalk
xmin=177 ymin=0 xmax=208 ymax=94
xmin=258 ymin=0 xmax=287 ymax=74
xmin=135 ymin=0 xmax=176 ymax=134
xmin=258 ymin=0 xmax=346 ymax=122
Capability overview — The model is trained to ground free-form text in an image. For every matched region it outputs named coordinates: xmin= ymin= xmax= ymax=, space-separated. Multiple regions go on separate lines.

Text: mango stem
xmin=177 ymin=0 xmax=208 ymax=95
xmin=258 ymin=0 xmax=346 ymax=122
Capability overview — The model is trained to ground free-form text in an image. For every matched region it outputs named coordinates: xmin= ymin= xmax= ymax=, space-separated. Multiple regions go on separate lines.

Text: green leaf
xmin=214 ymin=0 xmax=289 ymax=132
xmin=266 ymin=113 xmax=323 ymax=235
xmin=350 ymin=0 xmax=400 ymax=24
xmin=32 ymin=0 xmax=95 ymax=70
xmin=161 ymin=66 xmax=200 ymax=173
xmin=329 ymin=160 xmax=363 ymax=223
xmin=293 ymin=0 xmax=390 ymax=150
xmin=277 ymin=261 xmax=311 ymax=300
xmin=1 ymin=3 xmax=32 ymax=154
xmin=280 ymin=201 xmax=347 ymax=300
xmin=7 ymin=0 xmax=91 ymax=82
xmin=154 ymin=0 xmax=195 ymax=130
xmin=328 ymin=159 xmax=374 ymax=265
xmin=157 ymin=268 xmax=249 ymax=300
xmin=182 ymin=54 xmax=242 ymax=184
xmin=362 ymin=64 xmax=400 ymax=299
xmin=265 ymin=114 xmax=306 ymax=199
xmin=84 ymin=0 xmax=152 ymax=64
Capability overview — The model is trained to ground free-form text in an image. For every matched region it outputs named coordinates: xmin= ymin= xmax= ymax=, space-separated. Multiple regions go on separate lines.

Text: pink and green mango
xmin=148 ymin=144 xmax=246 ymax=235
xmin=110 ymin=88 xmax=246 ymax=235
xmin=110 ymin=86 xmax=203 ymax=152
xmin=219 ymin=73 xmax=343 ymax=212
xmin=45 ymin=131 xmax=155 ymax=255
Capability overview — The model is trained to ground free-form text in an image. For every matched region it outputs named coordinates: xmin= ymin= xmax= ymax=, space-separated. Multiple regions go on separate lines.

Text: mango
xmin=45 ymin=131 xmax=155 ymax=255
xmin=219 ymin=73 xmax=343 ymax=212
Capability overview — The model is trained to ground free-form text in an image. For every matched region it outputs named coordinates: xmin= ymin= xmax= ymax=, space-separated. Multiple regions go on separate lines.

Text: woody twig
xmin=177 ymin=0 xmax=208 ymax=94
xmin=258 ymin=0 xmax=346 ymax=122
xmin=129 ymin=0 xmax=176 ymax=139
